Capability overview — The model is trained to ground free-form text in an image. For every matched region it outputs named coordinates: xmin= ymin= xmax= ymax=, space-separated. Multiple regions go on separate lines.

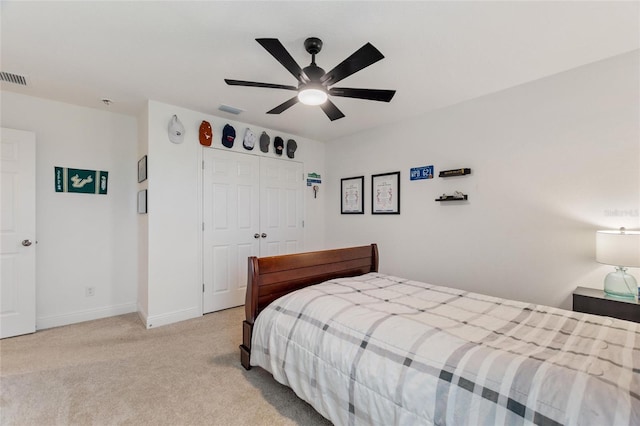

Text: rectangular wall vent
xmin=0 ymin=71 xmax=28 ymax=86
xmin=218 ymin=104 xmax=243 ymax=115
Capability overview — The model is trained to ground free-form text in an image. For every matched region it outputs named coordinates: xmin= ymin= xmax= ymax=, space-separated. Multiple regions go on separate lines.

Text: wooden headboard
xmin=240 ymin=244 xmax=379 ymax=369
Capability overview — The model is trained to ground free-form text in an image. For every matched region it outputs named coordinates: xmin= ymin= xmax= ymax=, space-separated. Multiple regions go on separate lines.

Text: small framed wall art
xmin=371 ymin=171 xmax=400 ymax=214
xmin=137 ymin=190 xmax=147 ymax=214
xmin=341 ymin=176 xmax=364 ymax=214
xmin=138 ymin=155 xmax=147 ymax=183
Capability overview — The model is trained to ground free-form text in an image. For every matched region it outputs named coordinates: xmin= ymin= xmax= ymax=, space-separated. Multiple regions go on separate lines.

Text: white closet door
xmin=1 ymin=128 xmax=36 ymax=338
xmin=203 ymin=149 xmax=260 ymax=314
xmin=203 ymin=150 xmax=304 ymax=313
xmin=259 ymin=157 xmax=304 ymax=257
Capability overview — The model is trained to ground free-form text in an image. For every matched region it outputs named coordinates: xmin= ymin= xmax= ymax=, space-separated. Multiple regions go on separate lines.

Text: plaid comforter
xmin=251 ymin=273 xmax=639 ymax=426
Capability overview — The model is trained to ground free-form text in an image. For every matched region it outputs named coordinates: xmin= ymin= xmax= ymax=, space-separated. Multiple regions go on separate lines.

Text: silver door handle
xmin=22 ymin=239 xmax=32 ymax=247
xmin=254 ymin=233 xmax=260 ymax=239
xmin=261 ymin=233 xmax=267 ymax=238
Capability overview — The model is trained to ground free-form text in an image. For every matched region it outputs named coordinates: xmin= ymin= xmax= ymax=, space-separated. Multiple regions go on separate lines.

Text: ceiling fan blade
xmin=224 ymin=79 xmax=298 ymax=91
xmin=256 ymin=38 xmax=309 ymax=83
xmin=329 ymin=87 xmax=396 ymax=102
xmin=266 ymin=96 xmax=300 ymax=114
xmin=320 ymin=43 xmax=385 ymax=86
xmin=319 ymin=100 xmax=345 ymax=121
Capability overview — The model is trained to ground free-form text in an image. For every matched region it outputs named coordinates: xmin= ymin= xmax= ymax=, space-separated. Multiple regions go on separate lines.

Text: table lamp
xmin=596 ymin=227 xmax=640 ymax=298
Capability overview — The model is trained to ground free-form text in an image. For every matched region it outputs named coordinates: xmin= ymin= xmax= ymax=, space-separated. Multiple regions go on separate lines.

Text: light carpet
xmin=0 ymin=307 xmax=331 ymax=425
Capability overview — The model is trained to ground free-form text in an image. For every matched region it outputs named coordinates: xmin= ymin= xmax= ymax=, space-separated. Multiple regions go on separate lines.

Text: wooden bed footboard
xmin=240 ymin=244 xmax=379 ymax=370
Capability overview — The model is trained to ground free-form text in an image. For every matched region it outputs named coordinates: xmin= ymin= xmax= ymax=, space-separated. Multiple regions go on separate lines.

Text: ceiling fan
xmin=225 ymin=37 xmax=396 ymax=121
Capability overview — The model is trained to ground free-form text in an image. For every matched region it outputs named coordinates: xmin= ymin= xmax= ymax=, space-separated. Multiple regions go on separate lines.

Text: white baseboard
xmin=36 ymin=303 xmax=137 ymax=330
xmin=145 ymin=306 xmax=201 ymax=329
xmin=137 ymin=303 xmax=149 ymax=327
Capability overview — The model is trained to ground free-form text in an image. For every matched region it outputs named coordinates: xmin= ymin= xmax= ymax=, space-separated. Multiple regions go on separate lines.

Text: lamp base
xmin=604 ymin=267 xmax=638 ymax=299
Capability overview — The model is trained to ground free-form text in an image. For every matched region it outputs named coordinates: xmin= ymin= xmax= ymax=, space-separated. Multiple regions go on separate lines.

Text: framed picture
xmin=341 ymin=176 xmax=364 ymax=214
xmin=137 ymin=190 xmax=147 ymax=214
xmin=371 ymin=171 xmax=400 ymax=214
xmin=138 ymin=155 xmax=147 ymax=183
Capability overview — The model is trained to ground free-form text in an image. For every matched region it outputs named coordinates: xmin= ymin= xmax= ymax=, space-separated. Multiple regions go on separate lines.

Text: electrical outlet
xmin=85 ymin=287 xmax=95 ymax=297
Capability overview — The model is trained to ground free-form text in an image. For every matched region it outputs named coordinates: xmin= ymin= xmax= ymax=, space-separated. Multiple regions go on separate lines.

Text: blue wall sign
xmin=410 ymin=165 xmax=434 ymax=181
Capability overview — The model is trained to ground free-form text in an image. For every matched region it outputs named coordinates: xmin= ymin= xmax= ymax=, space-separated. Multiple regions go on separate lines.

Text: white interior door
xmin=259 ymin=157 xmax=304 ymax=256
xmin=203 ymin=149 xmax=260 ymax=314
xmin=1 ymin=128 xmax=36 ymax=338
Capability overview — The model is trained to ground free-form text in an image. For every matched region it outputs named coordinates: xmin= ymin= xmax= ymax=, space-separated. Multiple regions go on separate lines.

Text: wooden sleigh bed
xmin=240 ymin=244 xmax=639 ymax=426
xmin=240 ymin=244 xmax=379 ymax=370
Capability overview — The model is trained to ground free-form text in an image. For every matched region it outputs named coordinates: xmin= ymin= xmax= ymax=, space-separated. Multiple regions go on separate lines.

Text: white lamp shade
xmin=298 ymin=88 xmax=328 ymax=105
xmin=596 ymin=230 xmax=640 ymax=267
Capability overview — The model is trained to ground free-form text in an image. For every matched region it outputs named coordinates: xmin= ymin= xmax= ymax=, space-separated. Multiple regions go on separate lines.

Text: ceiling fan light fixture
xmin=226 ymin=37 xmax=395 ymax=120
xmin=298 ymin=86 xmax=327 ymax=106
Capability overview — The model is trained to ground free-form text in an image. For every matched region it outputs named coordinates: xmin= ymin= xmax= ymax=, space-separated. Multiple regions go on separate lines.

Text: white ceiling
xmin=1 ymin=1 xmax=638 ymax=142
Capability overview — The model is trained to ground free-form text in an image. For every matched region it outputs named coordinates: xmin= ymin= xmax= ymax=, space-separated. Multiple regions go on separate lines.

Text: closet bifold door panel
xmin=203 ymin=149 xmax=303 ymax=314
xmin=258 ymin=156 xmax=304 ymax=257
xmin=203 ymin=149 xmax=260 ymax=313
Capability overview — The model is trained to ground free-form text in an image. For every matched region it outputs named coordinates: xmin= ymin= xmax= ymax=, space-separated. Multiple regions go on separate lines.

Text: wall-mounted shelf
xmin=435 ymin=194 xmax=468 ymax=202
xmin=439 ymin=168 xmax=471 ymax=177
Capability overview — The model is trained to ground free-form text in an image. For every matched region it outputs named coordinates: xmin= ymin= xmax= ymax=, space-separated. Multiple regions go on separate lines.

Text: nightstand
xmin=573 ymin=287 xmax=639 ymax=323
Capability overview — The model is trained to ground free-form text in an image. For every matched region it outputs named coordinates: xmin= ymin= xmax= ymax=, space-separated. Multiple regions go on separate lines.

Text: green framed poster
xmin=55 ymin=167 xmax=108 ymax=194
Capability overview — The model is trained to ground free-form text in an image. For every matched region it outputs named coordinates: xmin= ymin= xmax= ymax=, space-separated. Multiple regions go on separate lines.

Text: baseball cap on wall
xmin=168 ymin=115 xmax=185 ymax=144
xmin=199 ymin=121 xmax=212 ymax=146
xmin=286 ymin=139 xmax=297 ymax=158
xmin=259 ymin=132 xmax=270 ymax=153
xmin=222 ymin=124 xmax=235 ymax=148
xmin=243 ymin=128 xmax=256 ymax=150
xmin=274 ymin=137 xmax=284 ymax=155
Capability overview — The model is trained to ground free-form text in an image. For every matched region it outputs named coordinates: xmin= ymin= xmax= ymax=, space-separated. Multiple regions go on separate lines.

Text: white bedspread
xmin=251 ymin=273 xmax=639 ymax=426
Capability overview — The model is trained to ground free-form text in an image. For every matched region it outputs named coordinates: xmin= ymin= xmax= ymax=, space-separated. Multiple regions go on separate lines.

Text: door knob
xmin=254 ymin=233 xmax=260 ymax=239
xmin=261 ymin=233 xmax=267 ymax=238
xmin=22 ymin=239 xmax=32 ymax=247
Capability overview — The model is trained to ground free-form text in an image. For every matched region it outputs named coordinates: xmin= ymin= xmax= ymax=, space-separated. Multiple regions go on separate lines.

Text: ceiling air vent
xmin=0 ymin=71 xmax=28 ymax=86
xmin=218 ymin=104 xmax=243 ymax=115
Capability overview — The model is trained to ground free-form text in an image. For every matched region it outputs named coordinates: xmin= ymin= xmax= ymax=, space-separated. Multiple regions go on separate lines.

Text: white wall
xmin=6 ymin=47 xmax=632 ymax=328
xmin=0 ymin=91 xmax=325 ymax=330
xmin=325 ymin=51 xmax=640 ymax=310
xmin=137 ymin=103 xmax=149 ymax=321
xmin=0 ymin=91 xmax=138 ymax=328
xmin=141 ymin=100 xmax=325 ymax=328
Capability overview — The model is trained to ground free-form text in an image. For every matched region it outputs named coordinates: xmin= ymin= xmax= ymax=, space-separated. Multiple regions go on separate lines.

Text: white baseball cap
xmin=168 ymin=115 xmax=185 ymax=144
xmin=243 ymin=128 xmax=256 ymax=150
